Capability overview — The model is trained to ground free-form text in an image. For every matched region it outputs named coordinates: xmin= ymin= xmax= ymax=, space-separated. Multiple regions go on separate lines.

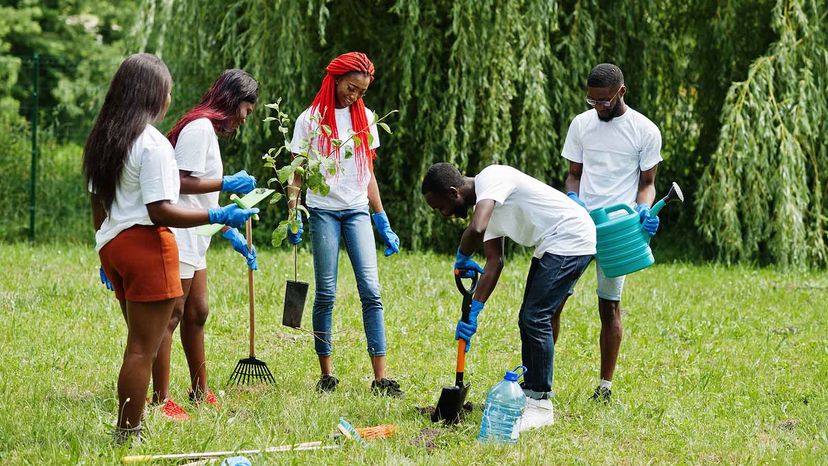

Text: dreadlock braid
xmin=308 ymin=52 xmax=376 ymax=178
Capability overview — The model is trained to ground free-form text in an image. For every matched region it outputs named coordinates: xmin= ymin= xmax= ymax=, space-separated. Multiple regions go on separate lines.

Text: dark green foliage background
xmin=3 ymin=0 xmax=826 ymax=267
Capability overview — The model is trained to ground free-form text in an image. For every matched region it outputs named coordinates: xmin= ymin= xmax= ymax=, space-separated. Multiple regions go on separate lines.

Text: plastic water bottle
xmin=478 ymin=365 xmax=527 ymax=444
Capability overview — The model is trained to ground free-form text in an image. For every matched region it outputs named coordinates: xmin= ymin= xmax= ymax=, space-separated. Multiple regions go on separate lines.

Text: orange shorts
xmin=99 ymin=225 xmax=183 ymax=302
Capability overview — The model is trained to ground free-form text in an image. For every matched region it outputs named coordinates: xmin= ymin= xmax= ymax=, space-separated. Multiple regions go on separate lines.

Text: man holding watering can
xmin=560 ymin=63 xmax=662 ymax=403
xmin=422 ymin=163 xmax=596 ymax=431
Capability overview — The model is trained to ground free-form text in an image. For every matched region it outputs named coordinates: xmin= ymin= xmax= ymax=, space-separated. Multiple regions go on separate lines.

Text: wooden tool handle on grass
xmin=246 ymin=218 xmax=255 ymax=357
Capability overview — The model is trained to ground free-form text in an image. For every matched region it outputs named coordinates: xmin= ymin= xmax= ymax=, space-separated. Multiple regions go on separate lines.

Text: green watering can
xmin=589 ymin=182 xmax=684 ymax=278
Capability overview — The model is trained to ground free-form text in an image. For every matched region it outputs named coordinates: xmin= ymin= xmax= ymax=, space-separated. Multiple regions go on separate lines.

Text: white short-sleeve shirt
xmin=94 ymin=124 xmax=180 ymax=251
xmin=169 ymin=118 xmax=223 ymax=266
xmin=289 ymin=106 xmax=380 ymax=211
xmin=476 ymin=165 xmax=596 ymax=257
xmin=561 ymin=107 xmax=662 ymax=210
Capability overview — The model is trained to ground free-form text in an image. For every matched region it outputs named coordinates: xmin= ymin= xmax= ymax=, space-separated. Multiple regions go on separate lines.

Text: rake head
xmin=228 ymin=357 xmax=276 ymax=385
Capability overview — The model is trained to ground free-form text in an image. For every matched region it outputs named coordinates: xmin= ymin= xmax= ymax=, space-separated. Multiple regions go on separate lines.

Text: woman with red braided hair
xmin=287 ymin=52 xmax=403 ymax=397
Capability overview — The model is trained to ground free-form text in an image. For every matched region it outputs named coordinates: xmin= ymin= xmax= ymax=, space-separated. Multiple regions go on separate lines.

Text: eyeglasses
xmin=585 ymin=87 xmax=622 ymax=108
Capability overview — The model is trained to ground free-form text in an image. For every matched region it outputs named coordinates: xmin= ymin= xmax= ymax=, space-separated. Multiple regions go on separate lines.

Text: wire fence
xmin=0 ymin=54 xmax=116 ymax=244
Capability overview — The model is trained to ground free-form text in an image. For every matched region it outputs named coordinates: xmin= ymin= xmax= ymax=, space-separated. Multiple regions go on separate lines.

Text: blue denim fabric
xmin=309 ymin=207 xmax=387 ymax=357
xmin=519 ymin=253 xmax=592 ymax=399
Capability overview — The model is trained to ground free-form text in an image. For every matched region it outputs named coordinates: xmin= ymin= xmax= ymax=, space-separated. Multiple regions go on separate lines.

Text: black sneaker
xmin=371 ymin=378 xmax=404 ymax=398
xmin=113 ymin=424 xmax=142 ymax=445
xmin=316 ymin=374 xmax=339 ymax=393
xmin=590 ymin=386 xmax=611 ymax=403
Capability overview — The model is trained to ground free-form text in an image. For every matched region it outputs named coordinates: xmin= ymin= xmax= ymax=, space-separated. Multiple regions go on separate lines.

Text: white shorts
xmin=179 ymin=258 xmax=207 ymax=280
xmin=595 ymin=263 xmax=625 ymax=301
xmin=568 ymin=258 xmax=626 ymax=301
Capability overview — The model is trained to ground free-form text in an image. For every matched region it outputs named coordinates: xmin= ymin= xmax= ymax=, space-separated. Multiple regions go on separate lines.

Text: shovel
xmin=431 ymin=269 xmax=479 ymax=424
xmin=283 ymin=245 xmax=308 ymax=328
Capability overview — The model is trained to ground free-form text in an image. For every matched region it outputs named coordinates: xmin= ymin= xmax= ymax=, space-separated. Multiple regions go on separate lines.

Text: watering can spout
xmin=650 ymin=182 xmax=684 ymax=216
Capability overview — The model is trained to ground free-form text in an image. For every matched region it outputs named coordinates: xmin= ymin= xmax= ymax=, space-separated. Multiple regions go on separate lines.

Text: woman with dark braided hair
xmin=287 ymin=52 xmax=403 ymax=397
xmin=149 ymin=69 xmax=260 ymax=421
xmin=83 ymin=54 xmax=258 ymax=443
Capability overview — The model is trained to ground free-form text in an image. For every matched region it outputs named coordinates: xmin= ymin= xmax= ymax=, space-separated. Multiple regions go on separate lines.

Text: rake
xmin=228 ymin=216 xmax=275 ymax=385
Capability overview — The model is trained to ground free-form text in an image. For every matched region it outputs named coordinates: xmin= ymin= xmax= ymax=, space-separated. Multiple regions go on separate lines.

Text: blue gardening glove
xmin=221 ymin=457 xmax=252 ymax=466
xmin=371 ymin=211 xmax=400 ymax=257
xmin=454 ymin=248 xmax=485 ymax=278
xmin=221 ymin=170 xmax=256 ymax=194
xmin=99 ymin=267 xmax=113 ymax=291
xmin=222 ymin=227 xmax=257 ymax=270
xmin=566 ymin=191 xmax=587 ymax=209
xmin=455 ymin=300 xmax=484 ymax=352
xmin=635 ymin=204 xmax=660 ymax=236
xmin=287 ymin=216 xmax=303 ymax=245
xmin=207 ymin=204 xmax=259 ymax=229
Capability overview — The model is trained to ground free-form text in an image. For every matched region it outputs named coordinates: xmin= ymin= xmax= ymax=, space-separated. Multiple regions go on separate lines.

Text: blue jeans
xmin=519 ymin=253 xmax=592 ymax=399
xmin=309 ymin=207 xmax=386 ymax=357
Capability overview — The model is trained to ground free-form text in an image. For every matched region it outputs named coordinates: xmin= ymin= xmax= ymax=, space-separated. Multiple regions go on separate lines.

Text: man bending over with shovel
xmin=421 ymin=163 xmax=596 ymax=431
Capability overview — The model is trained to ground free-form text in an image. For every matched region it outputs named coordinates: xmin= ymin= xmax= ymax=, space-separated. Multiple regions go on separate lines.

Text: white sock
xmin=598 ymin=379 xmax=612 ymax=390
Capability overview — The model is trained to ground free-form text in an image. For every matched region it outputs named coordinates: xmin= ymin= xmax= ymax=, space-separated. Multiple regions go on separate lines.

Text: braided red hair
xmin=308 ymin=52 xmax=376 ymax=178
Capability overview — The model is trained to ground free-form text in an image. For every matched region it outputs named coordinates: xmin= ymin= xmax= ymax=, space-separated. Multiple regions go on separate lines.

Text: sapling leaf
xmin=318 ymin=180 xmax=331 ymax=196
xmin=276 ymin=165 xmax=295 ymax=184
xmin=272 ymin=221 xmax=289 ymax=247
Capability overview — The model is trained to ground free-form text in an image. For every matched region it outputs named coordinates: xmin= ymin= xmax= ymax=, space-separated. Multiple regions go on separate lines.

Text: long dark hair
xmin=167 ymin=69 xmax=258 ymax=147
xmin=83 ymin=53 xmax=172 ymax=211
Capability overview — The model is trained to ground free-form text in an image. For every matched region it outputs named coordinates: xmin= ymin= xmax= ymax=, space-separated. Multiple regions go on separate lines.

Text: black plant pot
xmin=283 ymin=280 xmax=309 ymax=328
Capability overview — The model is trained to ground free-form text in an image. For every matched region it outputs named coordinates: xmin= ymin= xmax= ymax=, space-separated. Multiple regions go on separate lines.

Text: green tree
xmin=131 ymin=0 xmax=826 ymax=266
xmin=696 ymin=0 xmax=828 ymax=267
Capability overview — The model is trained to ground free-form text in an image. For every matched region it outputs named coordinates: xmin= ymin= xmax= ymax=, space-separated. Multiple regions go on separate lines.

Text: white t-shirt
xmin=477 ymin=165 xmax=596 ymax=257
xmin=169 ymin=118 xmax=223 ymax=266
xmin=289 ymin=106 xmax=380 ymax=211
xmin=94 ymin=125 xmax=180 ymax=251
xmin=561 ymin=107 xmax=662 ymax=210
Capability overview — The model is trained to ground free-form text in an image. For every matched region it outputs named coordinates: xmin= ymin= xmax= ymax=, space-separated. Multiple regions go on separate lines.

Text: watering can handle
xmin=603 ymin=203 xmax=635 ymax=217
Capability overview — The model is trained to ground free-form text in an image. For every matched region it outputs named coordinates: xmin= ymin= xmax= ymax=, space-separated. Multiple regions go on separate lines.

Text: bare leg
xmin=598 ymin=298 xmax=623 ymax=381
xmin=318 ymin=355 xmax=333 ymax=376
xmin=117 ymin=299 xmax=176 ymax=429
xmin=180 ymin=270 xmax=210 ymax=396
xmin=151 ymin=279 xmax=192 ymax=403
xmin=370 ymin=355 xmax=386 ymax=381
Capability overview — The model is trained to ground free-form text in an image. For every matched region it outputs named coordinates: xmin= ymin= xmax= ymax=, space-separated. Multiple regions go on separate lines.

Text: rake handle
xmin=247 ymin=218 xmax=255 ymax=358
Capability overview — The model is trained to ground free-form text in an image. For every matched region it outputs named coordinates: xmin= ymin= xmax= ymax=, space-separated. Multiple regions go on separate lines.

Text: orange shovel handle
xmin=456 ymin=339 xmax=466 ymax=376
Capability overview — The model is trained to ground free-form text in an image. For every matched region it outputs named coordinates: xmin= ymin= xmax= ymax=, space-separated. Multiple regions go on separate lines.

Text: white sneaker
xmin=518 ymin=397 xmax=554 ymax=432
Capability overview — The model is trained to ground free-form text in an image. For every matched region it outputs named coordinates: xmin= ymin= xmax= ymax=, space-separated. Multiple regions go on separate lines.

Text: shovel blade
xmin=283 ymin=280 xmax=309 ymax=328
xmin=431 ymin=383 xmax=470 ymax=423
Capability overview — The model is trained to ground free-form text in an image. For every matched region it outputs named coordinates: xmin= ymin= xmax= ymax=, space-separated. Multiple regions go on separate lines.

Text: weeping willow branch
xmin=697 ymin=0 xmax=828 ymax=267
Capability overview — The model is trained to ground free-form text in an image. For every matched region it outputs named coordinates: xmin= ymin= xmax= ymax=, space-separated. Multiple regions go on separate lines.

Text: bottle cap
xmin=504 ymin=365 xmax=527 ymax=382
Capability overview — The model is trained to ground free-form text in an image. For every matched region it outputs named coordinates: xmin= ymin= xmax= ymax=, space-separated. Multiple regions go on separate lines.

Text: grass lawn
xmin=0 ymin=242 xmax=826 ymax=464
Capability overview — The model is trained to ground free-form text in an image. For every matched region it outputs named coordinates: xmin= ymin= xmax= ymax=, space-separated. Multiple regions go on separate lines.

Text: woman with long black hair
xmin=149 ymin=69 xmax=260 ymax=420
xmin=83 ymin=53 xmax=258 ymax=442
